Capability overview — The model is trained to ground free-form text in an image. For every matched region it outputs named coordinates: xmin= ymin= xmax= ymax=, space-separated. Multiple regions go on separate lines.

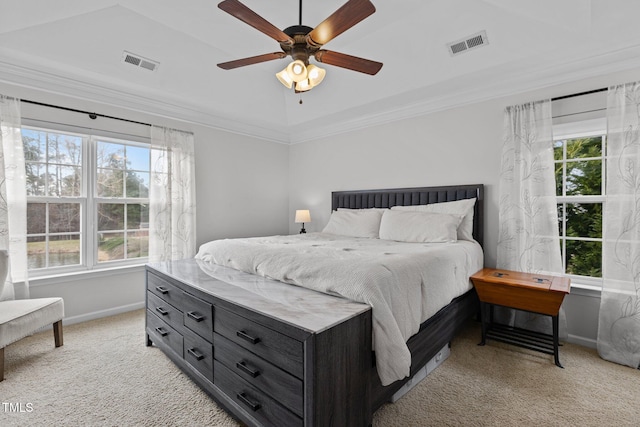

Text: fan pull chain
xmin=299 ymin=94 xmax=303 ymax=105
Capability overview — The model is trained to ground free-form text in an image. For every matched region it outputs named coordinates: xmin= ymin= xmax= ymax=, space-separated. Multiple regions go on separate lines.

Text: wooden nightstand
xmin=470 ymin=268 xmax=571 ymax=368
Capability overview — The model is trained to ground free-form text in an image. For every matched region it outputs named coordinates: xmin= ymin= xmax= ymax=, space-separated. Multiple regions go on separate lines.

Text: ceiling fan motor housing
xmin=282 ymin=25 xmax=317 ymax=64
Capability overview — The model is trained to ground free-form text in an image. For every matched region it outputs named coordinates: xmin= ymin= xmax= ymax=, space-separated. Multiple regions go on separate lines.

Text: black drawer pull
xmin=156 ymin=306 xmax=169 ymax=316
xmin=187 ymin=311 xmax=205 ymax=322
xmin=187 ymin=348 xmax=205 ymax=361
xmin=155 ymin=327 xmax=168 ymax=337
xmin=236 ymin=361 xmax=260 ymax=378
xmin=155 ymin=286 xmax=169 ymax=294
xmin=236 ymin=330 xmax=261 ymax=345
xmin=237 ymin=392 xmax=261 ymax=412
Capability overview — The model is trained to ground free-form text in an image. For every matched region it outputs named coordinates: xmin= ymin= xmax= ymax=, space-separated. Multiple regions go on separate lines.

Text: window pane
xmin=97 ymin=168 xmax=124 ymax=197
xmin=48 ymin=235 xmax=81 ymax=267
xmin=553 ymin=140 xmax=563 ymax=161
xmin=23 ymin=129 xmax=46 ymax=162
xmin=49 ymin=203 xmax=81 ymax=233
xmin=127 ymin=230 xmax=149 ymax=258
xmin=555 ymin=161 xmax=563 ymax=197
xmin=566 ymin=160 xmax=601 ymax=196
xmin=126 ymin=171 xmax=149 ymax=197
xmin=47 ymin=165 xmax=81 ymax=197
xmin=566 ymin=203 xmax=602 ymax=238
xmin=97 ymin=141 xmax=125 ymax=169
xmin=566 ymin=137 xmax=602 ymax=159
xmin=98 ymin=203 xmax=124 ymax=231
xmin=127 ymin=204 xmax=149 ymax=230
xmin=565 ymin=240 xmax=602 ymax=277
xmin=26 ymin=162 xmax=46 ymax=196
xmin=126 ymin=145 xmax=150 ymax=171
xmin=27 ymin=235 xmax=46 ymax=269
xmin=98 ymin=232 xmax=124 ymax=262
xmin=557 ymin=203 xmax=564 ymax=237
xmin=27 ymin=203 xmax=47 ymax=234
xmin=47 ymin=133 xmax=82 ymax=166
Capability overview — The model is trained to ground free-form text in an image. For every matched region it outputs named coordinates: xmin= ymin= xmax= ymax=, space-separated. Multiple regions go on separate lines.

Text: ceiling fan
xmin=217 ymin=0 xmax=383 ymax=93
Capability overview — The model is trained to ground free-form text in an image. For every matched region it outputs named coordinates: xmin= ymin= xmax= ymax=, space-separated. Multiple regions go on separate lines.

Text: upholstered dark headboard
xmin=331 ymin=184 xmax=484 ymax=247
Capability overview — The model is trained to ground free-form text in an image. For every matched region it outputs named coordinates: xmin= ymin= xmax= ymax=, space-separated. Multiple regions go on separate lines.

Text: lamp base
xmin=299 ymin=224 xmax=306 ymax=234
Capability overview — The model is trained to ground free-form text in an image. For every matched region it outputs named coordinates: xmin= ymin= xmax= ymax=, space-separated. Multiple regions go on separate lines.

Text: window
xmin=554 ymin=132 xmax=605 ymax=285
xmin=24 ymin=126 xmax=150 ymax=274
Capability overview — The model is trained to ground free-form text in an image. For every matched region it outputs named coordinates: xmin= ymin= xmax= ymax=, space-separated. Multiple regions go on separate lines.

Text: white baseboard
xmin=567 ymin=333 xmax=597 ymax=349
xmin=62 ymin=302 xmax=145 ymax=326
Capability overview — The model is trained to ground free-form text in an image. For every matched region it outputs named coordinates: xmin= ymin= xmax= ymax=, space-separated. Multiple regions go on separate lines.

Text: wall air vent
xmin=447 ymin=31 xmax=489 ymax=56
xmin=122 ymin=51 xmax=159 ymax=72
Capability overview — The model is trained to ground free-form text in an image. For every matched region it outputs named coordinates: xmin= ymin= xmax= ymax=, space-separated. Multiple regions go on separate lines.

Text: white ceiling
xmin=1 ymin=0 xmax=640 ymax=143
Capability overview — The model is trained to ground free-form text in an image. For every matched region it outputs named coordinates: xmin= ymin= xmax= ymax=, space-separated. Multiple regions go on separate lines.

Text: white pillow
xmin=322 ymin=209 xmax=384 ymax=238
xmin=391 ymin=198 xmax=476 ymax=241
xmin=379 ymin=210 xmax=462 ymax=243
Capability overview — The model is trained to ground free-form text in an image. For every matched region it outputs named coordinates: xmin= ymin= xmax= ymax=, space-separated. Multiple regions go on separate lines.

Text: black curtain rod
xmin=551 ymin=87 xmax=607 ymax=102
xmin=21 ymin=99 xmax=152 ymax=127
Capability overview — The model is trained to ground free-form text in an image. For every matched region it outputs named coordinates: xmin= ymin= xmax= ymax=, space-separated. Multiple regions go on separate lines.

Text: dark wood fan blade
xmin=307 ymin=0 xmax=376 ymax=47
xmin=314 ymin=50 xmax=382 ymax=75
xmin=218 ymin=0 xmax=294 ymax=45
xmin=218 ymin=52 xmax=287 ymax=70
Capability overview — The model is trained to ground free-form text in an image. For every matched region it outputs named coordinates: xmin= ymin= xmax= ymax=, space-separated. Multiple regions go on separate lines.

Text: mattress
xmin=195 ymin=232 xmax=483 ymax=385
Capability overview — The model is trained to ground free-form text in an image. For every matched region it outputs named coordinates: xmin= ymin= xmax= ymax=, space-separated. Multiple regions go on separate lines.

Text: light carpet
xmin=1 ymin=309 xmax=638 ymax=426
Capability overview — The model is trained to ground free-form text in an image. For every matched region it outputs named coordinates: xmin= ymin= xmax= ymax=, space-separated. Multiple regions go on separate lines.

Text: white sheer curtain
xmin=598 ymin=82 xmax=640 ymax=369
xmin=497 ymin=100 xmax=565 ymax=334
xmin=0 ymin=95 xmax=28 ymax=301
xmin=149 ymin=126 xmax=196 ymax=262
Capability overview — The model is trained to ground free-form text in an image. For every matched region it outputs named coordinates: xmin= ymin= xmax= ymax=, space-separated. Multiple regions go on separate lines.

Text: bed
xmin=145 ymin=184 xmax=484 ymax=426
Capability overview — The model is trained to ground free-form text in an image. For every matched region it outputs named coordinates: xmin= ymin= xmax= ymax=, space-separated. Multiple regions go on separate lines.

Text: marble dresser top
xmin=147 ymin=258 xmax=370 ymax=334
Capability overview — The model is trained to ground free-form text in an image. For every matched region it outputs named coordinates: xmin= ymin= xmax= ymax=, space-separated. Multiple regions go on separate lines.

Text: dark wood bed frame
xmin=332 ymin=184 xmax=484 ymax=411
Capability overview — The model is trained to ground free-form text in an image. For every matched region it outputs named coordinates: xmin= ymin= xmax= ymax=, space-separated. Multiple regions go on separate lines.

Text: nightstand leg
xmin=552 ymin=315 xmax=563 ymax=368
xmin=479 ymin=302 xmax=487 ymax=346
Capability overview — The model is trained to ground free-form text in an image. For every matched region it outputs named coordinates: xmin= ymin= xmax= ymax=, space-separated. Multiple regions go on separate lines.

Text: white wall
xmin=0 ymin=82 xmax=289 ymax=323
xmin=288 ymin=67 xmax=640 ymax=346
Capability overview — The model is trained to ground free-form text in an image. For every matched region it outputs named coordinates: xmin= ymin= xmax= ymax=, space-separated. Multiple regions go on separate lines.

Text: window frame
xmin=24 ymin=124 xmax=151 ymax=277
xmin=554 ymin=128 xmax=606 ymax=289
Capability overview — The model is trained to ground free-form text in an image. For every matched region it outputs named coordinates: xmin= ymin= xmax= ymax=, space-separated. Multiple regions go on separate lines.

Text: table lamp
xmin=295 ymin=210 xmax=311 ymax=234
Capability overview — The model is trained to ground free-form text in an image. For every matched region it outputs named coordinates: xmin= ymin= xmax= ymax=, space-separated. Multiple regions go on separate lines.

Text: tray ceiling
xmin=1 ymin=0 xmax=639 ymax=143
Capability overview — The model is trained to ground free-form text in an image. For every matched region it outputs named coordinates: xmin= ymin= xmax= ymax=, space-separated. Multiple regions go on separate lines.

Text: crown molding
xmin=2 ymin=44 xmax=640 ymax=146
xmin=288 ymin=44 xmax=640 ymax=144
xmin=0 ymin=57 xmax=291 ymax=144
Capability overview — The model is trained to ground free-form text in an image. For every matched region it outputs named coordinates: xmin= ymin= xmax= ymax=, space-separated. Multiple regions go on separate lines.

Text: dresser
xmin=145 ymin=259 xmax=372 ymax=427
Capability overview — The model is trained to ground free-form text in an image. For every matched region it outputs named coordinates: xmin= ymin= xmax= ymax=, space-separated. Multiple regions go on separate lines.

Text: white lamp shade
xmin=295 ymin=79 xmax=312 ymax=92
xmin=287 ymin=60 xmax=308 ymax=83
xmin=295 ymin=209 xmax=311 ymax=223
xmin=306 ymin=64 xmax=326 ymax=86
xmin=276 ymin=68 xmax=294 ymax=88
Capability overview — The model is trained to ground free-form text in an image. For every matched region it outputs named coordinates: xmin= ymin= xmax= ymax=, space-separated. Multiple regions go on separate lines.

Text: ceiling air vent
xmin=122 ymin=51 xmax=159 ymax=72
xmin=447 ymin=31 xmax=489 ymax=56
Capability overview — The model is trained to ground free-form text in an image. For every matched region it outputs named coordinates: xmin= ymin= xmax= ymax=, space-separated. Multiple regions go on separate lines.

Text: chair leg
xmin=1 ymin=347 xmax=4 ymax=382
xmin=53 ymin=320 xmax=63 ymax=347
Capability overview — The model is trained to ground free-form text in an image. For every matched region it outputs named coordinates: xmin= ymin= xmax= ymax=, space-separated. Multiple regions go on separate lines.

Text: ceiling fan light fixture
xmin=276 ymin=68 xmax=294 ymax=88
xmin=286 ymin=59 xmax=308 ymax=82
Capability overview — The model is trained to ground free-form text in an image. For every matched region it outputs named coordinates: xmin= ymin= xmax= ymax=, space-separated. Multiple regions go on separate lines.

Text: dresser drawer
xmin=147 ymin=291 xmax=183 ymax=333
xmin=214 ymin=361 xmax=302 ymax=427
xmin=147 ymin=273 xmax=186 ymax=309
xmin=184 ymin=329 xmax=213 ymax=382
xmin=183 ymin=292 xmax=214 ymax=342
xmin=214 ymin=307 xmax=304 ymax=379
xmin=214 ymin=333 xmax=303 ymax=417
xmin=147 ymin=310 xmax=183 ymax=357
